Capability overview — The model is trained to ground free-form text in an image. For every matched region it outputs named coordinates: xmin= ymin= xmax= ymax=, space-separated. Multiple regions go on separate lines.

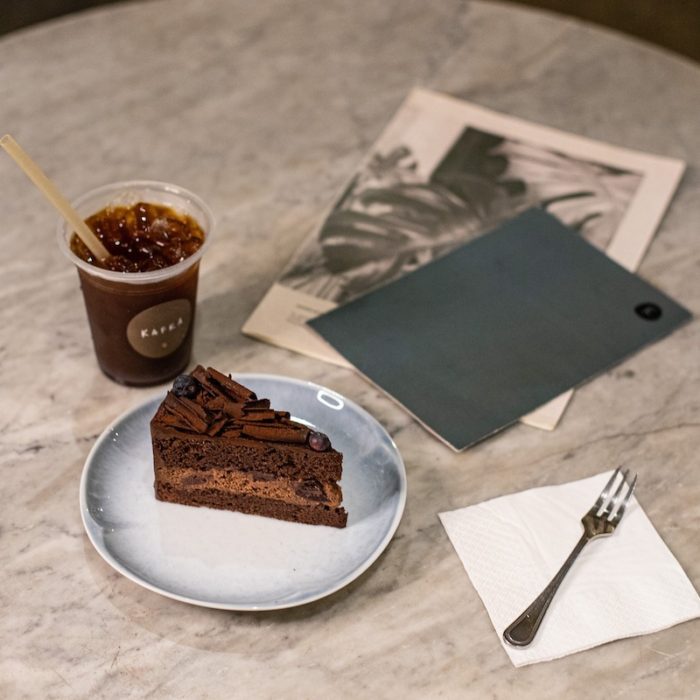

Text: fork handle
xmin=503 ymin=533 xmax=589 ymax=647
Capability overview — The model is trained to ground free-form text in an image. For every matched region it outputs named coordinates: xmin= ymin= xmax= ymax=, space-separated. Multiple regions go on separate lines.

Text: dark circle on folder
xmin=635 ymin=302 xmax=662 ymax=320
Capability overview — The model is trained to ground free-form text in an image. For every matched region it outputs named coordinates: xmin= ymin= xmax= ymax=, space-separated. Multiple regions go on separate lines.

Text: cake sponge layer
xmin=152 ymin=429 xmax=342 ymax=482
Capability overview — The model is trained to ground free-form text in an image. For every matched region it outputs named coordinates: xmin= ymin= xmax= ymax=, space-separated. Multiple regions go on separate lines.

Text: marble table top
xmin=1 ymin=0 xmax=698 ymax=697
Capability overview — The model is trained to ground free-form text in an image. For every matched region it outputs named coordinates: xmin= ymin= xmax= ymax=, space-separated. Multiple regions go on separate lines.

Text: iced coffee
xmin=58 ymin=181 xmax=213 ymax=386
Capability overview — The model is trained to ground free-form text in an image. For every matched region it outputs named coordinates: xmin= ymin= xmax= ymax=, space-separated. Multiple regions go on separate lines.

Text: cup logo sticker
xmin=127 ymin=299 xmax=192 ymax=358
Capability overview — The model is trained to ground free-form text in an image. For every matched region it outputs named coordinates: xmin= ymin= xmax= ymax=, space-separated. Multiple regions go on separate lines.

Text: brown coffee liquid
xmin=78 ymin=264 xmax=200 ymax=386
xmin=71 ymin=202 xmax=206 ymax=386
xmin=70 ymin=202 xmax=205 ymax=272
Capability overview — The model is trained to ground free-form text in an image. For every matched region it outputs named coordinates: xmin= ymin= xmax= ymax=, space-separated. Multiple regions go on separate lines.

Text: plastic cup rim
xmin=56 ymin=179 xmax=214 ymax=284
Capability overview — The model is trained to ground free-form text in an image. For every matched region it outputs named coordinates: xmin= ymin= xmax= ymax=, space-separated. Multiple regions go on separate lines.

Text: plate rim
xmin=79 ymin=372 xmax=407 ymax=611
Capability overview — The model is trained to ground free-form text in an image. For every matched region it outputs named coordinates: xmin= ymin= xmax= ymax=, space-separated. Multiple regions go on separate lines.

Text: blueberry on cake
xmin=150 ymin=366 xmax=347 ymax=527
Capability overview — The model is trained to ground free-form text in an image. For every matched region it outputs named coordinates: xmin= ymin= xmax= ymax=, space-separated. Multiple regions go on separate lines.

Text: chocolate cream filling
xmin=154 ymin=466 xmax=342 ymax=508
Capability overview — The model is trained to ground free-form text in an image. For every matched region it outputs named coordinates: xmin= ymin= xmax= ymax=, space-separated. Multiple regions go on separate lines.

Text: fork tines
xmin=594 ymin=467 xmax=638 ymax=524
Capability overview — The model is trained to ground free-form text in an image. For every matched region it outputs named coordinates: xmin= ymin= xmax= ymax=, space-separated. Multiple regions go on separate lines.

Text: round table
xmin=1 ymin=1 xmax=698 ymax=697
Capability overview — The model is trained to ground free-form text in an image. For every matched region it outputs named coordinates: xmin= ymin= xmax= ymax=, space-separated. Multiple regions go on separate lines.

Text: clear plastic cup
xmin=57 ymin=180 xmax=214 ymax=386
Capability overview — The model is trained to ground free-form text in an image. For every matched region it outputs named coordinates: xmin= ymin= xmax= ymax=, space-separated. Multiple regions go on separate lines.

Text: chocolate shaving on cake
xmin=246 ymin=399 xmax=271 ymax=410
xmin=160 ymin=366 xmax=329 ymax=448
xmin=206 ymin=416 xmax=229 ymax=436
xmin=179 ymin=395 xmax=208 ymax=420
xmin=240 ymin=408 xmax=277 ymax=422
xmin=206 ymin=367 xmax=257 ymax=402
xmin=205 ymin=395 xmax=244 ymax=420
xmin=241 ymin=423 xmax=309 ymax=443
xmin=190 ymin=366 xmax=220 ymax=396
xmin=162 ymin=393 xmax=209 ymax=433
xmin=220 ymin=427 xmax=243 ymax=438
xmin=206 ymin=396 xmax=225 ymax=411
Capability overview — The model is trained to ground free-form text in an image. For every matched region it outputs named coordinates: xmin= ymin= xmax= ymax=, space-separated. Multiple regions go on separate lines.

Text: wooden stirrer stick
xmin=1 ymin=134 xmax=110 ymax=261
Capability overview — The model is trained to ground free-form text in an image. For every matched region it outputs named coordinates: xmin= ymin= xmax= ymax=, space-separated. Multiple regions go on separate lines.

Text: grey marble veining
xmin=0 ymin=0 xmax=698 ymax=698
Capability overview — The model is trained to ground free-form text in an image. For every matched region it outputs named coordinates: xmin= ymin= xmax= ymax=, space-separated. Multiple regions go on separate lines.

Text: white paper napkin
xmin=439 ymin=471 xmax=700 ymax=666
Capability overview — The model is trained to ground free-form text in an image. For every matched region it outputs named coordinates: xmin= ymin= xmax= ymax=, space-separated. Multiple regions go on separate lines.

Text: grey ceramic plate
xmin=80 ymin=374 xmax=407 ymax=610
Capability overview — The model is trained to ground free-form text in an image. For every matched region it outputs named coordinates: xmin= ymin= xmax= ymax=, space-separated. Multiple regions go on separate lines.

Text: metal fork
xmin=503 ymin=468 xmax=637 ymax=647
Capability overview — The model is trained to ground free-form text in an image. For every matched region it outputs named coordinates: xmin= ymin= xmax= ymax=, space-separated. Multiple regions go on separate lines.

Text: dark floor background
xmin=517 ymin=0 xmax=699 ymax=63
xmin=0 ymin=0 xmax=131 ymax=35
xmin=0 ymin=0 xmax=698 ymax=64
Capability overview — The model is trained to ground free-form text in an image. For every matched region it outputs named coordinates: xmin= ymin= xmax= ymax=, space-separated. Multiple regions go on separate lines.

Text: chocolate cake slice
xmin=150 ymin=366 xmax=347 ymax=527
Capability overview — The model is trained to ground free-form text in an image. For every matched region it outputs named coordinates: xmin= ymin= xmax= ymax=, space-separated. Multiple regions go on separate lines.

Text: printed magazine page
xmin=243 ymin=88 xmax=685 ymax=430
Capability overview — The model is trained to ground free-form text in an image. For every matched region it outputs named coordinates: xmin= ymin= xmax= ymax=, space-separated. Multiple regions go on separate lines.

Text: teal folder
xmin=308 ymin=209 xmax=691 ymax=450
